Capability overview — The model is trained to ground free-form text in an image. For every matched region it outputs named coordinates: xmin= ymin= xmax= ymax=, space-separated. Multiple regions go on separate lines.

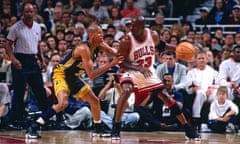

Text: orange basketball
xmin=175 ymin=42 xmax=195 ymax=61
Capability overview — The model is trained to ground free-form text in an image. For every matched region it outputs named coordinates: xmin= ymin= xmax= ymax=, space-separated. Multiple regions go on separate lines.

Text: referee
xmin=6 ymin=2 xmax=49 ymax=138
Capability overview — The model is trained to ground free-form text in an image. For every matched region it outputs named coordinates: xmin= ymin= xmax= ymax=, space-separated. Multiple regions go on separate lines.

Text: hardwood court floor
xmin=0 ymin=130 xmax=239 ymax=144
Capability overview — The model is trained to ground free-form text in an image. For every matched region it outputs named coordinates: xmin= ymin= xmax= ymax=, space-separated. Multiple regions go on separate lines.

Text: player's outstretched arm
xmin=99 ymin=41 xmax=118 ymax=57
xmin=74 ymin=44 xmax=124 ymax=80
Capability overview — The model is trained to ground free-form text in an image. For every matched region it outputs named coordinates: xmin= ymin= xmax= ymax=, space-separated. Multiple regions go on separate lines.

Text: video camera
xmin=113 ymin=73 xmax=120 ymax=83
xmin=106 ymin=73 xmax=119 ymax=83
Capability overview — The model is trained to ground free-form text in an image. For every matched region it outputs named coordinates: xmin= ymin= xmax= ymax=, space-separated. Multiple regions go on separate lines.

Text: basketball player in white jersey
xmin=111 ymin=15 xmax=201 ymax=141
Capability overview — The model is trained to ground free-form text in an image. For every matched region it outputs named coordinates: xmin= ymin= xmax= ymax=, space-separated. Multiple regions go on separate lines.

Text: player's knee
xmin=57 ymin=100 xmax=69 ymax=111
xmin=92 ymin=97 xmax=100 ymax=105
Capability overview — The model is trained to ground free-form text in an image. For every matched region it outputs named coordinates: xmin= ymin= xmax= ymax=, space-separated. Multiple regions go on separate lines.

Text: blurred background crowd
xmin=0 ymin=0 xmax=240 ymax=134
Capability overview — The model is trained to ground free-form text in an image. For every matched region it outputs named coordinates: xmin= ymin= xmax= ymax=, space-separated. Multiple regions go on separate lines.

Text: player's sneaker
xmin=184 ymin=124 xmax=201 ymax=141
xmin=111 ymin=122 xmax=121 ymax=140
xmin=25 ymin=125 xmax=41 ymax=139
xmin=92 ymin=123 xmax=111 ymax=137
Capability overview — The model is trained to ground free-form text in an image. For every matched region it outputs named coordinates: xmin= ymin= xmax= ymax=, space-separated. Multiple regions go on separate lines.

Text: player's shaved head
xmin=87 ymin=23 xmax=101 ymax=35
xmin=131 ymin=15 xmax=145 ymax=27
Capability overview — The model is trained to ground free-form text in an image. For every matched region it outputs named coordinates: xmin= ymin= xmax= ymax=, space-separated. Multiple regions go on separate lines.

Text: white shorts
xmin=127 ymin=70 xmax=164 ymax=94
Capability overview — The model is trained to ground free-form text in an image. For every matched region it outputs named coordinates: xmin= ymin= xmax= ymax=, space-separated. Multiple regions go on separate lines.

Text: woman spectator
xmin=208 ymin=0 xmax=229 ymax=24
xmin=109 ymin=6 xmax=122 ymax=31
xmin=161 ymin=28 xmax=171 ymax=43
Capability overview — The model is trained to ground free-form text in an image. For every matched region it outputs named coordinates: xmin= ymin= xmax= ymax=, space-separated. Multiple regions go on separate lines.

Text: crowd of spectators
xmin=0 ymin=0 xmax=240 ymax=135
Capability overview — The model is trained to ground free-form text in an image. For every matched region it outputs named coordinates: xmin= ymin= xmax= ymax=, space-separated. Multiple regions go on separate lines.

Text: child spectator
xmin=208 ymin=86 xmax=239 ymax=133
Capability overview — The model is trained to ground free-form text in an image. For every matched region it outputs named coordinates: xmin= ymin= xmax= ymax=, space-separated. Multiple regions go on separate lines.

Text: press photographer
xmin=98 ymin=74 xmax=139 ymax=130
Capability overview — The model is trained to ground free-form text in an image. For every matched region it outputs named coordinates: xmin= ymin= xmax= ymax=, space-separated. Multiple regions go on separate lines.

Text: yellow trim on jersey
xmin=73 ymin=84 xmax=91 ymax=98
xmin=53 ymin=66 xmax=70 ymax=96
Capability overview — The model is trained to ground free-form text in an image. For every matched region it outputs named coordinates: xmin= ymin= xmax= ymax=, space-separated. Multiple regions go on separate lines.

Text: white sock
xmin=94 ymin=120 xmax=101 ymax=124
xmin=36 ymin=117 xmax=45 ymax=125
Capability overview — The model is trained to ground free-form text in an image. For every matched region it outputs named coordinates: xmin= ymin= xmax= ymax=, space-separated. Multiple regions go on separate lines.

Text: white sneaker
xmin=226 ymin=123 xmax=237 ymax=133
xmin=200 ymin=123 xmax=211 ymax=133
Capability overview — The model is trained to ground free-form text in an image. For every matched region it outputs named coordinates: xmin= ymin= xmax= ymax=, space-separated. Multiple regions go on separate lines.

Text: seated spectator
xmin=89 ymin=0 xmax=110 ymax=23
xmin=206 ymin=50 xmax=215 ymax=68
xmin=109 ymin=6 xmax=122 ymax=31
xmin=99 ymin=74 xmax=139 ymax=130
xmin=195 ymin=7 xmax=210 ymax=25
xmin=223 ymin=34 xmax=235 ymax=51
xmin=223 ymin=0 xmax=237 ymax=14
xmin=208 ymin=86 xmax=239 ymax=133
xmin=150 ymin=13 xmax=165 ymax=35
xmin=213 ymin=28 xmax=224 ymax=45
xmin=74 ymin=23 xmax=87 ymax=42
xmin=120 ymin=0 xmax=141 ymax=17
xmin=0 ymin=83 xmax=11 ymax=126
xmin=104 ymin=34 xmax=114 ymax=46
xmin=155 ymin=73 xmax=187 ymax=128
xmin=207 ymin=0 xmax=229 ymax=24
xmin=160 ymin=28 xmax=171 ymax=43
xmin=234 ymin=32 xmax=240 ymax=46
xmin=135 ymin=73 xmax=187 ymax=130
xmin=57 ymin=39 xmax=70 ymax=61
xmin=153 ymin=0 xmax=173 ymax=17
xmin=71 ymin=35 xmax=82 ymax=49
xmin=55 ymin=30 xmax=65 ymax=41
xmin=169 ymin=35 xmax=179 ymax=46
xmin=63 ymin=97 xmax=93 ymax=130
xmin=170 ymin=24 xmax=185 ymax=41
xmin=186 ymin=30 xmax=196 ymax=43
xmin=133 ymin=0 xmax=155 ymax=17
xmin=0 ymin=46 xmax=11 ymax=84
xmin=181 ymin=21 xmax=193 ymax=37
xmin=226 ymin=5 xmax=240 ymax=32
xmin=153 ymin=50 xmax=166 ymax=69
xmin=111 ymin=40 xmax=120 ymax=53
xmin=210 ymin=37 xmax=223 ymax=54
xmin=156 ymin=50 xmax=187 ymax=91
xmin=185 ymin=49 xmax=219 ymax=131
xmin=92 ymin=53 xmax=119 ymax=111
xmin=217 ymin=45 xmax=240 ymax=124
xmin=106 ymin=25 xmax=124 ymax=41
xmin=42 ymin=53 xmax=61 ymax=97
xmin=201 ymin=30 xmax=212 ymax=48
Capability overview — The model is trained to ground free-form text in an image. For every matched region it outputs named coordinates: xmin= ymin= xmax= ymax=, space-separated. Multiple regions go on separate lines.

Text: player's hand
xmin=111 ymin=55 xmax=124 ymax=66
xmin=12 ymin=58 xmax=22 ymax=69
xmin=139 ymin=67 xmax=152 ymax=78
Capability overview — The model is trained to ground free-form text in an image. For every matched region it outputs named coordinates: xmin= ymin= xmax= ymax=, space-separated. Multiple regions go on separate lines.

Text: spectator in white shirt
xmin=208 ymin=86 xmax=239 ymax=133
xmin=185 ymin=49 xmax=219 ymax=130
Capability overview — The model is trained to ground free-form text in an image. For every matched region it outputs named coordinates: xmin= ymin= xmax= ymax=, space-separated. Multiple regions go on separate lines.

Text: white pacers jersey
xmin=127 ymin=28 xmax=164 ymax=94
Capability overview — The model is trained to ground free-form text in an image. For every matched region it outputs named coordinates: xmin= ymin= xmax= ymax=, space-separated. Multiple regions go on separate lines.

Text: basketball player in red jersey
xmin=111 ymin=15 xmax=201 ymax=141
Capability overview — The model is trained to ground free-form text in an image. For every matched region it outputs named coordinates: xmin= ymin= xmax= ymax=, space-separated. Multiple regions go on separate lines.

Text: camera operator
xmin=98 ymin=74 xmax=140 ymax=130
xmin=91 ymin=53 xmax=119 ymax=112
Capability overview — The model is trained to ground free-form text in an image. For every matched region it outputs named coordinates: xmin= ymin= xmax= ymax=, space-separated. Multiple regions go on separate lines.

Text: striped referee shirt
xmin=7 ymin=20 xmax=41 ymax=54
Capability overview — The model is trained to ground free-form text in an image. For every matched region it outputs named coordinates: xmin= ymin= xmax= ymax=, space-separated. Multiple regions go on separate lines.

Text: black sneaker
xmin=111 ymin=122 xmax=121 ymax=140
xmin=92 ymin=123 xmax=111 ymax=137
xmin=25 ymin=121 xmax=41 ymax=139
xmin=184 ymin=124 xmax=201 ymax=141
xmin=25 ymin=125 xmax=41 ymax=139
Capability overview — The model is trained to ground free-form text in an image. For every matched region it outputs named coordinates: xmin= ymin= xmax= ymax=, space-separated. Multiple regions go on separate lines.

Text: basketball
xmin=175 ymin=41 xmax=195 ymax=61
